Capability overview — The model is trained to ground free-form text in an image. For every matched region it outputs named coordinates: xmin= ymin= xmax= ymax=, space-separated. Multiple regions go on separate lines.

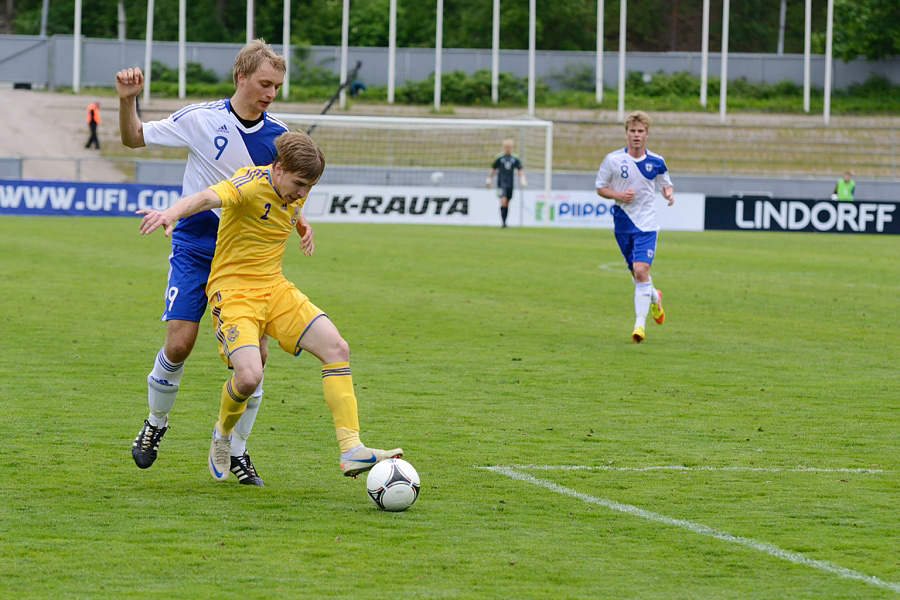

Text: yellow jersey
xmin=205 ymin=165 xmax=306 ymax=295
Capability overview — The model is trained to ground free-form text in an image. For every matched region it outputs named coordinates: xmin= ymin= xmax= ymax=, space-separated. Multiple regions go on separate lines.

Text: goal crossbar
xmin=269 ymin=113 xmax=553 ymax=194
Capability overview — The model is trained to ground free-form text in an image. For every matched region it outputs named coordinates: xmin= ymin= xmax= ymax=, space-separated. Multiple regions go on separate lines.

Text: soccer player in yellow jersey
xmin=137 ymin=131 xmax=403 ymax=483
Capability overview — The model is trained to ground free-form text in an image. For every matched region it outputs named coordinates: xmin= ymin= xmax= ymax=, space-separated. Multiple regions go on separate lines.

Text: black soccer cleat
xmin=230 ymin=452 xmax=265 ymax=486
xmin=132 ymin=419 xmax=168 ymax=469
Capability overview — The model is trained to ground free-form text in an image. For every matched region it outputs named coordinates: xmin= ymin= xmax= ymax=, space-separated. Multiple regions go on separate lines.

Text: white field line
xmin=500 ymin=465 xmax=885 ymax=474
xmin=597 ymin=262 xmax=626 ymax=272
xmin=483 ymin=466 xmax=900 ymax=594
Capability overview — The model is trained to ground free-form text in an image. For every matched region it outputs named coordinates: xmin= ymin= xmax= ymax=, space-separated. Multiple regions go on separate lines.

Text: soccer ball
xmin=430 ymin=171 xmax=444 ymax=184
xmin=366 ymin=458 xmax=420 ymax=511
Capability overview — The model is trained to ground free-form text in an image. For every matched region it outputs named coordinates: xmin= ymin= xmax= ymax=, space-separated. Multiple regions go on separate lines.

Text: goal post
xmin=268 ymin=113 xmax=553 ymax=196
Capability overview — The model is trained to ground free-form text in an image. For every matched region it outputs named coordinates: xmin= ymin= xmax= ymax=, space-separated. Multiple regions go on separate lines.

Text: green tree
xmin=10 ymin=0 xmax=242 ymax=41
xmin=4 ymin=0 xmax=840 ymax=57
xmin=832 ymin=0 xmax=900 ymax=60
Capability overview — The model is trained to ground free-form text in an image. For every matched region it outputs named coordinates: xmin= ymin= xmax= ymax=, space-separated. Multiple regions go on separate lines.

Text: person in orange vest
xmin=85 ymin=102 xmax=101 ymax=149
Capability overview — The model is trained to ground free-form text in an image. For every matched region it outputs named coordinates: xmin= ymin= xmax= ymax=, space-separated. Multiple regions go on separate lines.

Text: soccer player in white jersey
xmin=595 ymin=110 xmax=674 ymax=343
xmin=116 ymin=40 xmax=313 ymax=485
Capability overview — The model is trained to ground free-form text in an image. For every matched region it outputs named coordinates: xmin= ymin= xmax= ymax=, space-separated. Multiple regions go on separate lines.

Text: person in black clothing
xmin=485 ymin=139 xmax=526 ymax=227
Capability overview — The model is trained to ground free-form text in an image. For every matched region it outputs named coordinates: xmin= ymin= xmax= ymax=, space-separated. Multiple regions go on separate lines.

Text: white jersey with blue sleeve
xmin=595 ymin=148 xmax=673 ymax=233
xmin=142 ymin=99 xmax=289 ymax=255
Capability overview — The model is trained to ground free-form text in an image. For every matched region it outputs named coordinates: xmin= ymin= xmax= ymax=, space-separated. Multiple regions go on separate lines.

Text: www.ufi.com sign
xmin=0 ymin=180 xmax=182 ymax=217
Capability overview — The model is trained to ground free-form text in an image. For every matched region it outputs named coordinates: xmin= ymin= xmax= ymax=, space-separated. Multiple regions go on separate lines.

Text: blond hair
xmin=624 ymin=110 xmax=652 ymax=131
xmin=232 ymin=39 xmax=286 ymax=87
xmin=274 ymin=132 xmax=326 ymax=181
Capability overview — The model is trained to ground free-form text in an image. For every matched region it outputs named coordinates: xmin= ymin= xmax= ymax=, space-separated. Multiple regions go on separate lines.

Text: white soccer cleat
xmin=340 ymin=445 xmax=404 ymax=478
xmin=208 ymin=428 xmax=231 ymax=482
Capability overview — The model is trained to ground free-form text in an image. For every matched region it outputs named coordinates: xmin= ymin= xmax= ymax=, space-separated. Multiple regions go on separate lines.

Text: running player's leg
xmin=650 ymin=284 xmax=665 ymax=325
xmin=630 ymin=232 xmax=659 ymax=342
xmin=613 ymin=232 xmax=644 ymax=342
xmin=632 ymin=261 xmax=652 ymax=337
xmin=133 ymin=246 xmax=209 ymax=468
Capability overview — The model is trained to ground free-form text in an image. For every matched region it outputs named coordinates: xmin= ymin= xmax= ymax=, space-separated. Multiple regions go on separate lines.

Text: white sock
xmin=147 ymin=348 xmax=184 ymax=425
xmin=231 ymin=396 xmax=261 ymax=457
xmin=648 ymin=277 xmax=660 ymax=303
xmin=634 ymin=281 xmax=652 ymax=328
xmin=231 ymin=370 xmax=264 ymax=457
xmin=147 ymin=412 xmax=168 ymax=428
xmin=150 ymin=347 xmax=185 ymax=387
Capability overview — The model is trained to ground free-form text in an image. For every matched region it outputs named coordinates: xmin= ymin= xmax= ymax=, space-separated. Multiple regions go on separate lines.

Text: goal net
xmin=268 ymin=113 xmax=553 ymax=194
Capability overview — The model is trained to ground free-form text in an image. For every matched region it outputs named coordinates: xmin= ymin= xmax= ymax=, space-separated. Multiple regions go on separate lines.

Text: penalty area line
xmin=481 ymin=466 xmax=900 ymax=594
xmin=500 ymin=464 xmax=885 ymax=474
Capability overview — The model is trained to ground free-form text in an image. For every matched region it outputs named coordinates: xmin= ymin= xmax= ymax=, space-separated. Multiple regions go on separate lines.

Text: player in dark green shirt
xmin=485 ymin=139 xmax=527 ymax=227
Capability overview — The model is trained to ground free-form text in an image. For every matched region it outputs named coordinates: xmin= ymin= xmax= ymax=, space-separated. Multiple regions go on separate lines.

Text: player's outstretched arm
xmin=137 ymin=189 xmax=223 ymax=237
xmin=296 ymin=214 xmax=315 ymax=256
xmin=116 ymin=67 xmax=146 ymax=148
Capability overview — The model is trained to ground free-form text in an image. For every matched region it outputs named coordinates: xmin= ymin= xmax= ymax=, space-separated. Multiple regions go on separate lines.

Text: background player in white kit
xmin=117 ymin=40 xmax=313 ymax=485
xmin=595 ymin=110 xmax=674 ymax=343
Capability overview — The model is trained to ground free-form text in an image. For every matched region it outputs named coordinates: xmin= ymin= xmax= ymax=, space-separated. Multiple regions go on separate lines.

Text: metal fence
xmin=1 ymin=34 xmax=898 ymax=90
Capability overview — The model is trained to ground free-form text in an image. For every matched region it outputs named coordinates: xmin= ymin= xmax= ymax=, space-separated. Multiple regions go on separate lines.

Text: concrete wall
xmin=1 ymin=35 xmax=898 ymax=90
xmin=0 ymin=158 xmax=22 ymax=178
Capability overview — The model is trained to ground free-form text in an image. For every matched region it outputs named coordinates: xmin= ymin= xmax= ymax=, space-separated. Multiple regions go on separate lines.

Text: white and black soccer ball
xmin=366 ymin=458 xmax=420 ymax=511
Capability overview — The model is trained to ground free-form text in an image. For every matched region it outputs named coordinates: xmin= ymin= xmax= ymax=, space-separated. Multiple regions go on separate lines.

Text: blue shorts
xmin=161 ymin=244 xmax=214 ymax=323
xmin=614 ymin=231 xmax=658 ymax=271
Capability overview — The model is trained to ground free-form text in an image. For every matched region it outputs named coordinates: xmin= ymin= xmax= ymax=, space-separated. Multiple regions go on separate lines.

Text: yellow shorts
xmin=209 ymin=280 xmax=326 ymax=366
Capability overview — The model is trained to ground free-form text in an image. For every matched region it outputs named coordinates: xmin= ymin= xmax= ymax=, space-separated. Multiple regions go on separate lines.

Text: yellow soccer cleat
xmin=632 ymin=326 xmax=645 ymax=343
xmin=651 ymin=290 xmax=665 ymax=325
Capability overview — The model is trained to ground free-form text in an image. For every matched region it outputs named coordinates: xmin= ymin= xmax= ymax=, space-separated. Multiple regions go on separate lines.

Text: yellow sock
xmin=217 ymin=377 xmax=250 ymax=437
xmin=322 ymin=362 xmax=362 ymax=453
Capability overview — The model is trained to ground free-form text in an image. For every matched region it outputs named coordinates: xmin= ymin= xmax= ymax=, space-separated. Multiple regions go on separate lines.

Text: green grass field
xmin=1 ymin=217 xmax=897 ymax=599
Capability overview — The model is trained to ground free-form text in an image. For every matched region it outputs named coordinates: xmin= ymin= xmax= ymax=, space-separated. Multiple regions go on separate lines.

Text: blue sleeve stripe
xmin=230 ymin=168 xmax=268 ymax=188
xmin=230 ymin=173 xmax=254 ymax=187
xmin=647 ymin=150 xmax=667 ymax=165
xmin=171 ymin=100 xmax=225 ymax=122
xmin=266 ymin=114 xmax=290 ymax=131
